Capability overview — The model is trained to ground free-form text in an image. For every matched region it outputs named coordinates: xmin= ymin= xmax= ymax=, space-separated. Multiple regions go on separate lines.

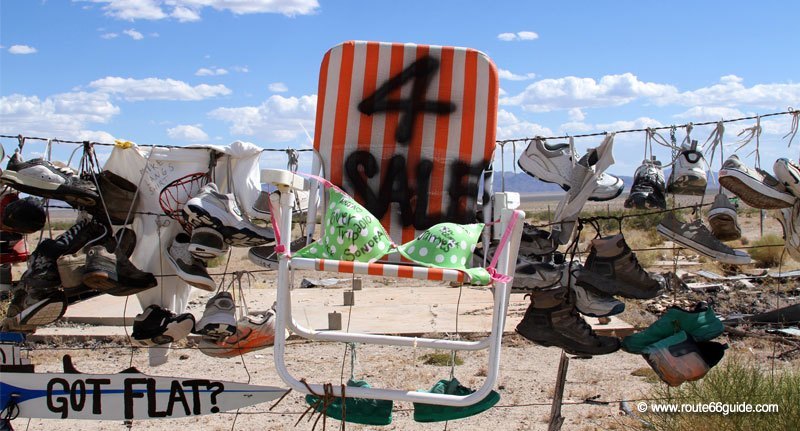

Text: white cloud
xmin=498 ymin=68 xmax=536 ymax=81
xmin=83 ymin=0 xmax=319 ymax=21
xmin=167 ymin=124 xmax=209 ymax=141
xmin=268 ymin=82 xmax=288 ymax=93
xmin=88 ymin=77 xmax=231 ymax=101
xmin=495 ymin=109 xmax=553 ymax=140
xmin=673 ymin=106 xmax=747 ymax=121
xmin=567 ymin=108 xmax=585 ymax=122
xmin=100 ymin=32 xmax=119 ymax=39
xmin=123 ymin=28 xmax=144 ymax=40
xmin=195 ymin=67 xmax=228 ymax=76
xmin=8 ymin=45 xmax=37 ymax=55
xmin=498 ymin=88 xmax=508 ymax=97
xmin=656 ymin=75 xmax=800 ymax=109
xmin=209 ymin=94 xmax=317 ymax=142
xmin=0 ymin=92 xmax=119 ymax=138
xmin=501 ymin=73 xmax=677 ymax=112
xmin=497 ymin=31 xmax=539 ymax=42
xmin=231 ymin=66 xmax=249 ymax=73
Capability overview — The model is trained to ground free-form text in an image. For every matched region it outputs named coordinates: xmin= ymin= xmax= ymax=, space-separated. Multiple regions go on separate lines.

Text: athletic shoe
xmin=777 ymin=202 xmax=800 ymax=262
xmin=518 ymin=222 xmax=557 ymax=257
xmin=0 ymin=150 xmax=99 ymax=207
xmin=657 ymin=213 xmax=750 ymax=265
xmin=82 ymin=245 xmax=118 ymax=291
xmin=773 ymin=158 xmax=800 ymax=198
xmin=572 ymin=283 xmax=625 ymax=318
xmin=195 ymin=291 xmax=237 ymax=338
xmin=15 ymin=290 xmax=68 ymax=326
xmin=625 ymin=158 xmax=666 ymax=210
xmin=1 ymin=195 xmax=46 ymax=234
xmin=48 ymin=217 xmax=108 ymax=258
xmin=515 ymin=284 xmax=620 ymax=355
xmin=248 ymin=237 xmax=307 ymax=269
xmin=189 ymin=226 xmax=228 ymax=259
xmin=518 ymin=138 xmax=624 ymax=201
xmin=167 ymin=233 xmax=215 ymax=291
xmin=183 ymin=183 xmax=274 ymax=247
xmin=718 ymin=155 xmax=794 ymax=209
xmin=19 ymin=244 xmax=61 ymax=290
xmin=667 ymin=140 xmax=708 ymax=195
xmin=576 ymin=234 xmax=664 ymax=299
xmin=57 ymin=253 xmax=86 ymax=290
xmin=108 ymin=254 xmax=158 ymax=296
xmin=132 ymin=305 xmax=195 ymax=346
xmin=199 ymin=307 xmax=280 ymax=358
xmin=90 ymin=170 xmax=139 ymax=225
xmin=707 ymin=192 xmax=741 ymax=241
xmin=512 ymin=259 xmax=563 ymax=291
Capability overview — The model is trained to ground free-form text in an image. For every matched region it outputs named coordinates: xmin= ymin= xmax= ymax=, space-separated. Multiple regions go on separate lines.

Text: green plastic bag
xmin=622 ymin=304 xmax=723 ymax=354
xmin=305 ymin=379 xmax=393 ymax=426
xmin=413 ymin=378 xmax=500 ymax=423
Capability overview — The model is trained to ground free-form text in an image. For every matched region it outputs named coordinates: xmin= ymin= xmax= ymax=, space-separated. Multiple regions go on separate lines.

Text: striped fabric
xmin=291 ymin=257 xmax=467 ymax=283
xmin=313 ymin=40 xmax=499 ymax=247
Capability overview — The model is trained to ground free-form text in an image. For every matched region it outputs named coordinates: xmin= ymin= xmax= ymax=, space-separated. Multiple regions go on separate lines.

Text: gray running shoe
xmin=707 ymin=192 xmax=741 ymax=241
xmin=183 ymin=183 xmax=274 ymax=247
xmin=515 ymin=284 xmax=620 ymax=355
xmin=167 ymin=233 xmax=215 ymax=291
xmin=657 ymin=213 xmax=750 ymax=265
xmin=576 ymin=234 xmax=664 ymax=299
xmin=719 ymin=155 xmax=794 ymax=209
xmin=777 ymin=202 xmax=800 ymax=262
xmin=518 ymin=223 xmax=557 ymax=257
xmin=512 ymin=259 xmax=563 ymax=291
xmin=195 ymin=291 xmax=237 ymax=338
xmin=572 ymin=283 xmax=625 ymax=318
xmin=667 ymin=140 xmax=708 ymax=196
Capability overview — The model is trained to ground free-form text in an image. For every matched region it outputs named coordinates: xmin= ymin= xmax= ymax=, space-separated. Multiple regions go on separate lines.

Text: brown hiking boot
xmin=515 ymin=284 xmax=620 ymax=355
xmin=576 ymin=234 xmax=664 ymax=299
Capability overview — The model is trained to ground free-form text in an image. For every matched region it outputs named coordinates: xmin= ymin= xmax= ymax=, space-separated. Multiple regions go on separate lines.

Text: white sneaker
xmin=572 ymin=283 xmax=625 ymax=318
xmin=183 ymin=183 xmax=275 ymax=247
xmin=773 ymin=158 xmax=800 ymax=198
xmin=167 ymin=233 xmax=216 ymax=291
xmin=518 ymin=138 xmax=623 ymax=202
xmin=667 ymin=140 xmax=708 ymax=195
xmin=719 ymin=155 xmax=794 ymax=209
xmin=777 ymin=201 xmax=800 ymax=263
xmin=195 ymin=291 xmax=237 ymax=338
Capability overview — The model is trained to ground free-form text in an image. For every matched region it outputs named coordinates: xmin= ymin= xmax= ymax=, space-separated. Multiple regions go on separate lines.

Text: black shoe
xmin=108 ymin=255 xmax=157 ymax=296
xmin=624 ymin=158 xmax=666 ymax=210
xmin=518 ymin=223 xmax=557 ymax=257
xmin=1 ymin=195 xmax=46 ymax=234
xmin=16 ymin=290 xmax=68 ymax=326
xmin=83 ymin=245 xmax=118 ymax=291
xmin=132 ymin=305 xmax=195 ymax=346
xmin=0 ymin=149 xmax=100 ymax=207
xmin=515 ymin=286 xmax=620 ymax=356
xmin=189 ymin=226 xmax=228 ymax=259
xmin=19 ymin=246 xmax=61 ymax=290
xmin=167 ymin=233 xmax=215 ymax=291
xmin=248 ymin=237 xmax=306 ymax=269
xmin=46 ymin=217 xmax=108 ymax=258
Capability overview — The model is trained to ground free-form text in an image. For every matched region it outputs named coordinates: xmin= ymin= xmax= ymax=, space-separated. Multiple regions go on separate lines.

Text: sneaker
xmin=773 ymin=158 xmax=800 ymax=198
xmin=15 ymin=290 xmax=68 ymax=326
xmin=518 ymin=223 xmax=557 ymax=257
xmin=667 ymin=140 xmax=708 ymax=195
xmin=0 ymin=150 xmax=100 ymax=207
xmin=183 ymin=183 xmax=274 ymax=247
xmin=515 ymin=284 xmax=620 ymax=355
xmin=82 ymin=245 xmax=118 ymax=290
xmin=57 ymin=254 xmax=86 ymax=290
xmin=189 ymin=226 xmax=228 ymax=259
xmin=777 ymin=202 xmax=800 ymax=262
xmin=572 ymin=283 xmax=625 ymax=318
xmin=707 ymin=192 xmax=741 ymax=241
xmin=108 ymin=255 xmax=158 ymax=296
xmin=248 ymin=237 xmax=307 ymax=269
xmin=576 ymin=234 xmax=664 ymax=299
xmin=19 ymin=244 xmax=61 ymax=290
xmin=625 ymin=158 xmax=666 ymax=210
xmin=132 ymin=305 xmax=195 ymax=346
xmin=512 ymin=259 xmax=563 ymax=291
xmin=1 ymin=195 xmax=45 ymax=234
xmin=48 ymin=217 xmax=109 ymax=258
xmin=90 ymin=170 xmax=139 ymax=225
xmin=195 ymin=291 xmax=237 ymax=338
xmin=199 ymin=308 xmax=280 ymax=358
xmin=518 ymin=139 xmax=624 ymax=202
xmin=718 ymin=155 xmax=794 ymax=209
xmin=657 ymin=213 xmax=751 ymax=265
xmin=167 ymin=233 xmax=215 ymax=291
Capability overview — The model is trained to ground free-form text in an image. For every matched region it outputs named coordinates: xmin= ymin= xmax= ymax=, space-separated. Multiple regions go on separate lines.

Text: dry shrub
xmin=748 ymin=234 xmax=785 ymax=267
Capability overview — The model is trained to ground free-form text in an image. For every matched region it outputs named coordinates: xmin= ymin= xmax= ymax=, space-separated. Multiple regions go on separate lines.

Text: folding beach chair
xmin=267 ymin=41 xmax=524 ymax=407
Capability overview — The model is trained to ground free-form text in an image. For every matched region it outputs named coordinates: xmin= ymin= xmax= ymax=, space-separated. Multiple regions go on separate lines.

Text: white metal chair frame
xmin=265 ymin=164 xmax=523 ymax=407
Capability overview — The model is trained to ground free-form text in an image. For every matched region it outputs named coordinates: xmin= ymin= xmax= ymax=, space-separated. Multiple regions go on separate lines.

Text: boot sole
xmin=656 ymin=224 xmax=750 ymax=265
xmin=514 ymin=328 xmax=619 ymax=356
xmin=82 ymin=271 xmax=118 ymax=291
xmin=719 ymin=171 xmax=794 ymax=209
xmin=708 ymin=213 xmax=742 ymax=241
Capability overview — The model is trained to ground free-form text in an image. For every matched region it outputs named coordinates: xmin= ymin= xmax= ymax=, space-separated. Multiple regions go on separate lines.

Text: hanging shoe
xmin=515 ymin=284 xmax=620 ymax=355
xmin=518 ymin=223 xmax=557 ymax=257
xmin=667 ymin=140 xmax=708 ymax=195
xmin=183 ymin=183 xmax=274 ymax=247
xmin=90 ymin=170 xmax=139 ymax=225
xmin=167 ymin=233 xmax=215 ymax=291
xmin=576 ymin=234 xmax=664 ymax=299
xmin=572 ymin=283 xmax=625 ymax=318
xmin=1 ymin=195 xmax=46 ymax=234
xmin=108 ymin=254 xmax=157 ymax=296
xmin=131 ymin=305 xmax=195 ymax=346
xmin=82 ymin=245 xmax=118 ymax=291
xmin=624 ymin=158 xmax=666 ymax=209
xmin=57 ymin=254 xmax=86 ymax=290
xmin=48 ymin=217 xmax=109 ymax=257
xmin=718 ymin=155 xmax=794 ymax=209
xmin=0 ymin=149 xmax=100 ymax=207
xmin=512 ymin=259 xmax=563 ymax=291
xmin=707 ymin=192 xmax=742 ymax=241
xmin=248 ymin=237 xmax=307 ymax=269
xmin=189 ymin=226 xmax=229 ymax=259
xmin=657 ymin=213 xmax=750 ymax=265
xmin=14 ymin=290 xmax=68 ymax=327
xmin=773 ymin=158 xmax=800 ymax=198
xmin=195 ymin=291 xmax=237 ymax=338
xmin=776 ymin=202 xmax=800 ymax=262
xmin=517 ymin=138 xmax=623 ymax=201
xmin=19 ymin=244 xmax=61 ymax=291
xmin=199 ymin=307 xmax=282 ymax=358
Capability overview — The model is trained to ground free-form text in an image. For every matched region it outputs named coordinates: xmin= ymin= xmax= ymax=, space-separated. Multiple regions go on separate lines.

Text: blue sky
xmin=1 ymin=0 xmax=799 ymax=174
